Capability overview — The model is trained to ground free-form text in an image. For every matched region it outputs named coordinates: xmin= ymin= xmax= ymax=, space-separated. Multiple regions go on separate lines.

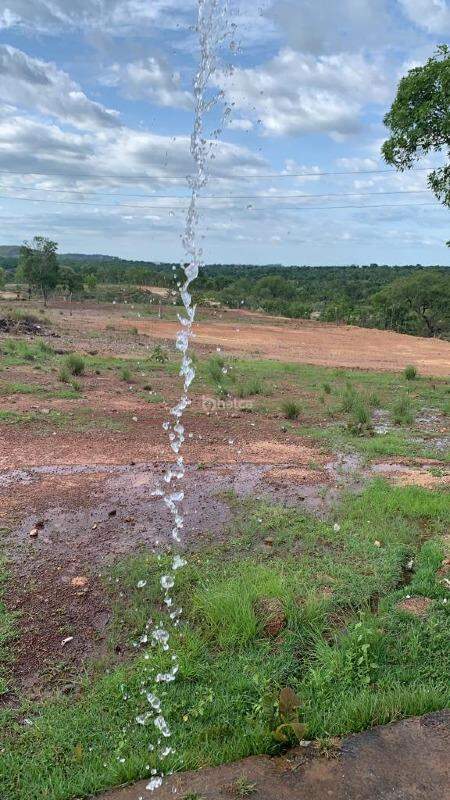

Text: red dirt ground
xmin=42 ymin=301 xmax=450 ymax=376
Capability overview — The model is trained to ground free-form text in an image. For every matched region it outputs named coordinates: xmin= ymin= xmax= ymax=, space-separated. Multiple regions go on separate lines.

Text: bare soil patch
xmin=43 ymin=301 xmax=450 ymax=376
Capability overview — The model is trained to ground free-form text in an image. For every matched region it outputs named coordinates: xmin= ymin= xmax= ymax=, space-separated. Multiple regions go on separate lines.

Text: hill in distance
xmin=0 ymin=246 xmax=120 ymax=262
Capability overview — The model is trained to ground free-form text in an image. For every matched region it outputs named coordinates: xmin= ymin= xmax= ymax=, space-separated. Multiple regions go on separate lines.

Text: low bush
xmin=281 ymin=399 xmax=301 ymax=420
xmin=404 ymin=365 xmax=418 ymax=381
xmin=392 ymin=396 xmax=414 ymax=425
xmin=64 ymin=353 xmax=85 ymax=376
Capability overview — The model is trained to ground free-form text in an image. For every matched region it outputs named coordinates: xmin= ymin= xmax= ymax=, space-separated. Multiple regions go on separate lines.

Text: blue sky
xmin=0 ymin=0 xmax=449 ymax=265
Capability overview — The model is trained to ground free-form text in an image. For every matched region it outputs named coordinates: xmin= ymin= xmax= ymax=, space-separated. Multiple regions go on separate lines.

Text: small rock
xmin=374 ymin=540 xmax=382 ymax=548
xmin=29 ymin=527 xmax=39 ymax=538
xmin=71 ymin=576 xmax=88 ymax=588
xmin=61 ymin=636 xmax=74 ymax=646
xmin=254 ymin=597 xmax=286 ymax=637
xmin=395 ymin=596 xmax=433 ymax=618
xmin=40 ymin=408 xmax=51 ymax=415
xmin=108 ymin=509 xmax=117 ymax=517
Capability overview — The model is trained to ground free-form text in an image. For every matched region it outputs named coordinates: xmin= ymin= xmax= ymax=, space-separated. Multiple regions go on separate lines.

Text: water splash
xmin=139 ymin=1 xmax=229 ymax=792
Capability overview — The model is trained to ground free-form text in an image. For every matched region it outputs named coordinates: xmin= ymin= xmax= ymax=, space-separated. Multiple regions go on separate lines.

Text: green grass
xmin=1 ymin=481 xmax=449 ymax=800
xmin=0 ymin=556 xmax=17 ymax=697
xmin=0 ymin=338 xmax=56 ymax=367
xmin=64 ymin=353 xmax=85 ymax=377
xmin=303 ymin=423 xmax=450 ymax=463
xmin=0 ymin=407 xmax=129 ymax=433
xmin=0 ymin=381 xmax=80 ymax=400
xmin=281 ymin=399 xmax=301 ymax=420
xmin=404 ymin=365 xmax=418 ymax=381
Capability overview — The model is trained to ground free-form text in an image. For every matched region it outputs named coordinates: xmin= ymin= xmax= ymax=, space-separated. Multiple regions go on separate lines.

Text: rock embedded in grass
xmin=253 ymin=597 xmax=286 ymax=637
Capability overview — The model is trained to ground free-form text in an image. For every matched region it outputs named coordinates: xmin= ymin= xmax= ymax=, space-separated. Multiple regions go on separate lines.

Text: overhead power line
xmin=0 ymin=165 xmax=435 ymax=182
xmin=0 ymin=184 xmax=432 ymax=201
xmin=0 ymin=193 xmax=440 ymax=213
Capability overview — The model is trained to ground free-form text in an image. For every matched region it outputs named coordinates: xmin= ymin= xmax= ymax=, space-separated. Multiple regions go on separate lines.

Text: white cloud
xmin=399 ymin=0 xmax=450 ymax=34
xmin=102 ymin=57 xmax=192 ymax=110
xmin=0 ymin=105 xmax=267 ymax=194
xmin=269 ymin=0 xmax=403 ymax=53
xmin=0 ymin=0 xmax=277 ymax=44
xmin=0 ymin=45 xmax=120 ymax=129
xmin=0 ymin=1 xmax=195 ymax=34
xmin=0 ymin=8 xmax=20 ymax=28
xmin=219 ymin=49 xmax=389 ymax=138
xmin=228 ymin=118 xmax=254 ymax=131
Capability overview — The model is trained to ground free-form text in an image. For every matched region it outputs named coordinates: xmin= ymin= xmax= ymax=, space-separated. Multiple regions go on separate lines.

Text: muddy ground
xmin=0 ymin=301 xmax=449 ymax=702
xmin=99 ymin=709 xmax=450 ymax=800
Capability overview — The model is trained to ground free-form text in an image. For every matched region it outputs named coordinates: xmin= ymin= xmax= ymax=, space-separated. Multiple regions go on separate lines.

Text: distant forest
xmin=0 ymin=247 xmax=449 ymax=339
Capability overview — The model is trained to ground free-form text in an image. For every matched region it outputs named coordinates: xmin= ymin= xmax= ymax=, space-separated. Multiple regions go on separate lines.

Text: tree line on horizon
xmin=0 ymin=237 xmax=448 ymax=340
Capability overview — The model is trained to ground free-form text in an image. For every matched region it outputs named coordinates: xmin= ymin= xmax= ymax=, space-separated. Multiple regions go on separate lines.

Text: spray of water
xmin=138 ymin=1 xmax=230 ymax=792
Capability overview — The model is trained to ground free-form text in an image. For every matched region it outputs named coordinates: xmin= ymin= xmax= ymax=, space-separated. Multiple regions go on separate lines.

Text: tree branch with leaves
xmin=382 ymin=45 xmax=449 ymax=243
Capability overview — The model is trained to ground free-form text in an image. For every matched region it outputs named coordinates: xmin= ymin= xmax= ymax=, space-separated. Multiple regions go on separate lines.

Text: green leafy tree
xmin=382 ymin=45 xmax=449 ymax=242
xmin=84 ymin=273 xmax=98 ymax=292
xmin=0 ymin=267 xmax=5 ymax=290
xmin=372 ymin=271 xmax=449 ymax=338
xmin=59 ymin=266 xmax=84 ymax=295
xmin=18 ymin=236 xmax=60 ymax=304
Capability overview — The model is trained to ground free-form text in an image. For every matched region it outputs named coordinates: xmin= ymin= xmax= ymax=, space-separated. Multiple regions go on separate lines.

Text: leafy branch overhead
xmin=382 ymin=45 xmax=449 ymax=241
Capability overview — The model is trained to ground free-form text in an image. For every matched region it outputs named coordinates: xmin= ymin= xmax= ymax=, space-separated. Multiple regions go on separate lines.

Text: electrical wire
xmin=0 ymin=193 xmax=440 ymax=212
xmin=0 ymin=165 xmax=436 ymax=182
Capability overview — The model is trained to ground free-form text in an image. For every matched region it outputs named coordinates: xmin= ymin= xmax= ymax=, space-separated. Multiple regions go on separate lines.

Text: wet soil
xmin=0 ymin=415 xmax=335 ymax=698
xmin=98 ymin=709 xmax=450 ymax=800
xmin=0 ymin=305 xmax=448 ymax=700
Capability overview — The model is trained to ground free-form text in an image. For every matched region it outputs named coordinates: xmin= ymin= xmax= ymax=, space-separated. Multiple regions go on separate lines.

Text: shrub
xmin=340 ymin=382 xmax=358 ymax=413
xmin=322 ymin=382 xmax=332 ymax=395
xmin=392 ymin=396 xmax=414 ymax=425
xmin=281 ymin=399 xmax=301 ymax=420
xmin=347 ymin=401 xmax=373 ymax=435
xmin=152 ymin=345 xmax=169 ymax=363
xmin=64 ymin=353 xmax=85 ymax=376
xmin=206 ymin=354 xmax=225 ymax=383
xmin=120 ymin=365 xmax=132 ymax=382
xmin=235 ymin=377 xmax=265 ymax=398
xmin=58 ymin=366 xmax=70 ymax=384
xmin=368 ymin=392 xmax=381 ymax=408
xmin=404 ymin=365 xmax=418 ymax=381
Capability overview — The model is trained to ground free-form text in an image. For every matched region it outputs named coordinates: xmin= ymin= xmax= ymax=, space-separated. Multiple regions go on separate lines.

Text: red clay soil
xmin=97 ymin=710 xmax=450 ymax=800
xmin=46 ymin=302 xmax=450 ymax=376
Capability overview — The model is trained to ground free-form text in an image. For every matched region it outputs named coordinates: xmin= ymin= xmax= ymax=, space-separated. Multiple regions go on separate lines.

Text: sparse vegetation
xmin=65 ymin=353 xmax=85 ymax=376
xmin=404 ymin=365 xmax=418 ymax=381
xmin=151 ymin=344 xmax=169 ymax=363
xmin=392 ymin=396 xmax=414 ymax=426
xmin=0 ymin=298 xmax=448 ymax=800
xmin=281 ymin=399 xmax=301 ymax=420
xmin=235 ymin=377 xmax=266 ymax=398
